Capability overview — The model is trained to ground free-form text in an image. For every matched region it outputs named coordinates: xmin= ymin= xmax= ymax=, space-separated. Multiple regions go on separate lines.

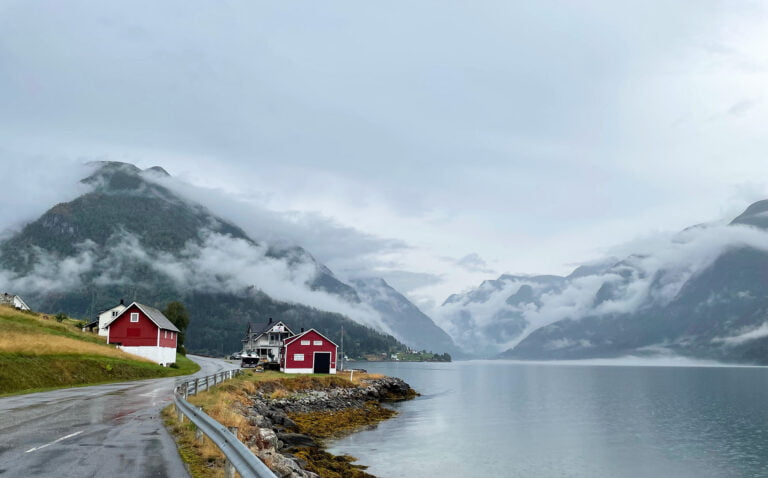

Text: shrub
xmin=55 ymin=312 xmax=68 ymax=323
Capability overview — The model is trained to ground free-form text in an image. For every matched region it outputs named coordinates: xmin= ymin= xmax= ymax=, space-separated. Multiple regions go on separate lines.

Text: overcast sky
xmin=2 ymin=0 xmax=768 ymax=313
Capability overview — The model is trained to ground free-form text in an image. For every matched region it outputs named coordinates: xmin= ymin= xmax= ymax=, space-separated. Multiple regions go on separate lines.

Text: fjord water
xmin=328 ymin=360 xmax=768 ymax=477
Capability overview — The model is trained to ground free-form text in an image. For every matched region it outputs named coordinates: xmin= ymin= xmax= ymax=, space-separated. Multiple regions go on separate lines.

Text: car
xmin=229 ymin=352 xmax=242 ymax=360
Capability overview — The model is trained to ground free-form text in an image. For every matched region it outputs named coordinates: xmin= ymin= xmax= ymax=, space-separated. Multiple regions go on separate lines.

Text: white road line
xmin=25 ymin=430 xmax=84 ymax=453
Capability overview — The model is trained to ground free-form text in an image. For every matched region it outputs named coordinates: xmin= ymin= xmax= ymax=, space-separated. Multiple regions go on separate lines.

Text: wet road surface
xmin=0 ymin=355 xmax=238 ymax=477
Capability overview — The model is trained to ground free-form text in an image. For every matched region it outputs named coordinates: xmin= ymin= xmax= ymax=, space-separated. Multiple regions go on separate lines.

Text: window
xmin=294 ymin=354 xmax=305 ymax=361
xmin=130 ymin=313 xmax=139 ymax=323
xmin=301 ymin=340 xmax=310 ymax=345
xmin=164 ymin=330 xmax=168 ymax=338
xmin=313 ymin=340 xmax=322 ymax=346
xmin=112 ymin=310 xmax=118 ymax=317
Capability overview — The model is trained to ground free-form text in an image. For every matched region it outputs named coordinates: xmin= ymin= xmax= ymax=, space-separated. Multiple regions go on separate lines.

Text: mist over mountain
xmin=350 ymin=277 xmax=460 ymax=357
xmin=0 ymin=162 xmax=452 ymax=356
xmin=436 ymin=203 xmax=768 ymax=364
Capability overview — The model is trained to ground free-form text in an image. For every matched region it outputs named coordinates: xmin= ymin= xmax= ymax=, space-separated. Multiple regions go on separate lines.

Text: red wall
xmin=108 ymin=304 xmax=176 ymax=349
xmin=159 ymin=328 xmax=177 ymax=348
xmin=283 ymin=330 xmax=337 ymax=370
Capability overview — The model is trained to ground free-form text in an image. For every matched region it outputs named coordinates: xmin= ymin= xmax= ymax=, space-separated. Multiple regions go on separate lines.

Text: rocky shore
xmin=243 ymin=375 xmax=417 ymax=477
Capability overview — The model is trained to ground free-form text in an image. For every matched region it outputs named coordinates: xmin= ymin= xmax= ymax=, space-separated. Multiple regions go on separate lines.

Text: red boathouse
xmin=280 ymin=329 xmax=338 ymax=374
xmin=106 ymin=302 xmax=179 ymax=366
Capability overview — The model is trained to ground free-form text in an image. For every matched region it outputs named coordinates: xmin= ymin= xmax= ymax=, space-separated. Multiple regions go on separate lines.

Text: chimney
xmin=301 ymin=327 xmax=304 ymax=333
xmin=268 ymin=317 xmax=273 ymax=324
xmin=120 ymin=298 xmax=125 ymax=305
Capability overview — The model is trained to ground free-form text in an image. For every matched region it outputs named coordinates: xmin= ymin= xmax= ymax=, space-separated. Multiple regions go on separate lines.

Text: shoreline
xmin=166 ymin=371 xmax=417 ymax=478
xmin=247 ymin=374 xmax=417 ymax=477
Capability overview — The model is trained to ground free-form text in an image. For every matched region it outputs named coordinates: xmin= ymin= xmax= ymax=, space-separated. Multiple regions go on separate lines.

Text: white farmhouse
xmin=1 ymin=293 xmax=30 ymax=311
xmin=98 ymin=300 xmax=128 ymax=336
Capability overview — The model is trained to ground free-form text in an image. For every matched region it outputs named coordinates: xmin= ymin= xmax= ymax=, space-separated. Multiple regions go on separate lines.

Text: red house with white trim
xmin=280 ymin=329 xmax=338 ymax=374
xmin=106 ymin=302 xmax=179 ymax=366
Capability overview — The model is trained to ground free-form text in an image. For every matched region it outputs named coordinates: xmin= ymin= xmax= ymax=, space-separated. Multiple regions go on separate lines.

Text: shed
xmin=280 ymin=329 xmax=338 ymax=374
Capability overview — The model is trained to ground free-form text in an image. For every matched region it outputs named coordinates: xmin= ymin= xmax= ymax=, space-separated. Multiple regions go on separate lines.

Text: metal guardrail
xmin=174 ymin=370 xmax=277 ymax=478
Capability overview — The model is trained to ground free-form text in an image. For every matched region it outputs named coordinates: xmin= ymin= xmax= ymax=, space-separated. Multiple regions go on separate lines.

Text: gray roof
xmin=136 ymin=303 xmax=180 ymax=332
xmin=246 ymin=320 xmax=294 ymax=338
xmin=105 ymin=302 xmax=180 ymax=332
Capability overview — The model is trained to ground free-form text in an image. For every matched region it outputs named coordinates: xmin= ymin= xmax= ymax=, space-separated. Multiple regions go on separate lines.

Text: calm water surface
xmin=327 ymin=360 xmax=768 ymax=478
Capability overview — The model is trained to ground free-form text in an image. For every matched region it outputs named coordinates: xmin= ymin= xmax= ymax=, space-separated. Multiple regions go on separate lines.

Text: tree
xmin=163 ymin=301 xmax=189 ymax=354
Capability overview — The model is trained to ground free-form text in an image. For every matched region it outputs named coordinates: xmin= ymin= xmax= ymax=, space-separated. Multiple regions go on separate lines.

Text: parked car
xmin=229 ymin=352 xmax=242 ymax=360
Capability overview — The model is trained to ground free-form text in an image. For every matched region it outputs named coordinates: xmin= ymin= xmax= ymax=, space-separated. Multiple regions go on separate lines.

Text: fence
xmin=174 ymin=370 xmax=277 ymax=478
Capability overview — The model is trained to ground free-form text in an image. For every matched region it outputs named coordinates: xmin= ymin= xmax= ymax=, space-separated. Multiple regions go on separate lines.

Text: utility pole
xmin=340 ymin=324 xmax=344 ymax=371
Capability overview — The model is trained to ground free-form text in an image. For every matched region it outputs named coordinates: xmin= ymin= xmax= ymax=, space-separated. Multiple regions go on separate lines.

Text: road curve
xmin=0 ymin=355 xmax=239 ymax=477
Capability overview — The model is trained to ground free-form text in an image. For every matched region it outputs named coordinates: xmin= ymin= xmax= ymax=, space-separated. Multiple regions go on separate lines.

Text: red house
xmin=280 ymin=329 xmax=338 ymax=374
xmin=106 ymin=302 xmax=179 ymax=366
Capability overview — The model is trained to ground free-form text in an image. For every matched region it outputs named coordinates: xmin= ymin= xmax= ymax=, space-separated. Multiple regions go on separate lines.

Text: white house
xmin=1 ymin=293 xmax=30 ymax=311
xmin=96 ymin=300 xmax=127 ymax=336
xmin=242 ymin=318 xmax=295 ymax=365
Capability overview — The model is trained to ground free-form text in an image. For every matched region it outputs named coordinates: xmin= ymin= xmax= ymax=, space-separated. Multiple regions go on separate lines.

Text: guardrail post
xmin=176 ymin=404 xmax=184 ymax=423
xmin=195 ymin=426 xmax=204 ymax=444
xmin=224 ymin=426 xmax=239 ymax=478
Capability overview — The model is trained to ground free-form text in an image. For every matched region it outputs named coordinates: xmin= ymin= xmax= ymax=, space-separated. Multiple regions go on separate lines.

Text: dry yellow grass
xmin=0 ymin=330 xmax=153 ymax=361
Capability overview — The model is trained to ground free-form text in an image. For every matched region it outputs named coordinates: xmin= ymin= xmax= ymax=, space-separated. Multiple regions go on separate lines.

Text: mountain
xmin=440 ymin=201 xmax=768 ymax=363
xmin=0 ymin=161 xmax=416 ymax=356
xmin=437 ymin=274 xmax=568 ymax=357
xmin=350 ymin=277 xmax=461 ymax=357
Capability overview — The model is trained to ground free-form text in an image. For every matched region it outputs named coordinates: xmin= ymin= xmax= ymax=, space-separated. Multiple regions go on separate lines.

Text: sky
xmin=1 ymin=0 xmax=768 ymax=315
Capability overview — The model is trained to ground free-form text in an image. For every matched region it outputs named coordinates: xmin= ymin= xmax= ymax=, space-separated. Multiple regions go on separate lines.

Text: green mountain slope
xmin=0 ymin=162 xmax=405 ymax=357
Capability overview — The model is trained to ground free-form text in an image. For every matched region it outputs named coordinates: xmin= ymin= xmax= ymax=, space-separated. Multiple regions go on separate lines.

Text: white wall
xmin=98 ymin=304 xmax=126 ymax=337
xmin=118 ymin=345 xmax=176 ymax=366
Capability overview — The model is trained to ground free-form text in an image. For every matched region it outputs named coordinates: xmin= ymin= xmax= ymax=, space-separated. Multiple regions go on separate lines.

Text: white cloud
xmin=436 ymin=223 xmax=768 ymax=356
xmin=713 ymin=322 xmax=768 ymax=346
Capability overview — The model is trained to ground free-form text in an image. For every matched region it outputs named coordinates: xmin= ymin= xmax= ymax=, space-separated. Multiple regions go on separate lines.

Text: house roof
xmin=283 ymin=328 xmax=337 ymax=347
xmin=98 ymin=302 xmax=126 ymax=315
xmin=246 ymin=320 xmax=294 ymax=338
xmin=105 ymin=302 xmax=180 ymax=332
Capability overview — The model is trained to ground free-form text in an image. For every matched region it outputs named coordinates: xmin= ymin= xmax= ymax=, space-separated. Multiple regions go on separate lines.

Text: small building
xmin=242 ymin=318 xmax=295 ymax=365
xmin=281 ymin=329 xmax=338 ymax=374
xmin=83 ymin=299 xmax=128 ymax=336
xmin=1 ymin=293 xmax=30 ymax=311
xmin=105 ymin=302 xmax=179 ymax=366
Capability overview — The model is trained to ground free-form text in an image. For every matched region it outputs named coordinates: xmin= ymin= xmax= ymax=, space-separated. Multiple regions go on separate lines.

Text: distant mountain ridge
xmin=0 ymin=162 xmax=456 ymax=356
xmin=438 ymin=203 xmax=768 ymax=364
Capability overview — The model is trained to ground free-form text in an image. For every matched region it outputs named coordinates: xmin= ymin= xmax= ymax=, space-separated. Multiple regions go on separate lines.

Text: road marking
xmin=25 ymin=430 xmax=84 ymax=453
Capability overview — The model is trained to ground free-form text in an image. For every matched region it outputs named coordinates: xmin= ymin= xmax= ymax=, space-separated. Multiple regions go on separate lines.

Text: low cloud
xmin=436 ymin=223 xmax=768 ymax=356
xmin=455 ymin=253 xmax=496 ymax=274
xmin=713 ymin=322 xmax=768 ymax=346
xmin=143 ymin=172 xmax=408 ymax=281
xmin=0 ymin=149 xmax=94 ymax=236
xmin=0 ymin=227 xmax=394 ymax=335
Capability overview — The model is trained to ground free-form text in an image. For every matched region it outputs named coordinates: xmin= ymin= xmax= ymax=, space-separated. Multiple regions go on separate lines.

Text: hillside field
xmin=0 ymin=305 xmax=199 ymax=396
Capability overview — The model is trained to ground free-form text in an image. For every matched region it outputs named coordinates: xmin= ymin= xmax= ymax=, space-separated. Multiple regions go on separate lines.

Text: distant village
xmin=5 ymin=291 xmax=448 ymax=374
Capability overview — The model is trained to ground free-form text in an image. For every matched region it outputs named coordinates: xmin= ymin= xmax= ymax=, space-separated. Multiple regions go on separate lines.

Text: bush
xmin=55 ymin=312 xmax=68 ymax=323
xmin=169 ymin=363 xmax=179 ymax=369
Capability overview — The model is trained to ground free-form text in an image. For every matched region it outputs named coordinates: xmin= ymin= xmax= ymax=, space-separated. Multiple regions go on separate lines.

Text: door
xmin=313 ymin=352 xmax=331 ymax=374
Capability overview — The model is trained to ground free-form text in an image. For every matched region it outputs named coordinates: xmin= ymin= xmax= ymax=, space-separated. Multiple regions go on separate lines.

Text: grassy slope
xmin=0 ymin=305 xmax=200 ymax=396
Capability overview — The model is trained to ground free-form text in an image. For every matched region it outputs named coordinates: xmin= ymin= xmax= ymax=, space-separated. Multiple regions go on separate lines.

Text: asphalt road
xmin=0 ymin=355 xmax=239 ymax=477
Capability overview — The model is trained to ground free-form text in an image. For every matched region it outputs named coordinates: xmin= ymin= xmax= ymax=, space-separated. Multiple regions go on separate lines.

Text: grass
xmin=162 ymin=406 xmax=235 ymax=478
xmin=0 ymin=305 xmax=200 ymax=396
xmin=163 ymin=370 xmax=412 ymax=478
